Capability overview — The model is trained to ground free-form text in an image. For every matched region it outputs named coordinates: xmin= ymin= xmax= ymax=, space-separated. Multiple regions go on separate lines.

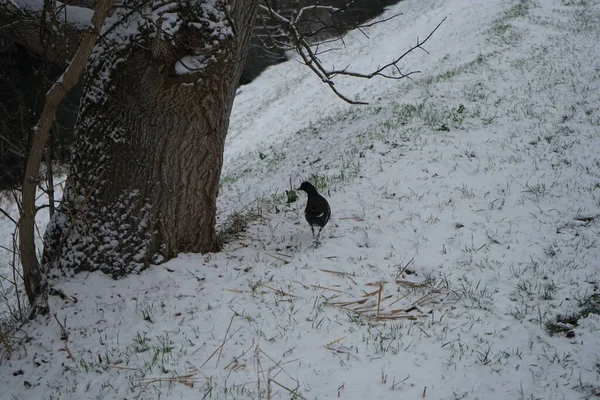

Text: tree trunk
xmin=42 ymin=1 xmax=259 ymax=277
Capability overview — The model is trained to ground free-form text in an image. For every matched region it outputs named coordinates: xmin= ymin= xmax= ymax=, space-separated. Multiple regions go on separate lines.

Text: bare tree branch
xmin=328 ymin=17 xmax=447 ymax=78
xmin=258 ymin=3 xmax=446 ymax=105
xmin=0 ymin=207 xmax=17 ymax=225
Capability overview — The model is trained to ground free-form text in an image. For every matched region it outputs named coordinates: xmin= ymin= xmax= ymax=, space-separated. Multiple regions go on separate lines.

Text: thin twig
xmin=216 ymin=313 xmax=235 ymax=368
xmin=376 ymin=282 xmax=383 ymax=319
xmin=0 ymin=207 xmax=17 ymax=225
xmin=199 ymin=327 xmax=242 ymax=369
xmin=264 ymin=252 xmax=290 ymax=263
xmin=261 ymin=284 xmax=296 ymax=298
xmin=268 ymin=378 xmax=307 ymax=400
xmin=53 ymin=313 xmax=75 ymax=361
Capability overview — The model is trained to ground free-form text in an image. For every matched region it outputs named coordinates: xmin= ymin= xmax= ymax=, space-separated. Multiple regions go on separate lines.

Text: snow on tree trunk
xmin=42 ymin=1 xmax=259 ymax=278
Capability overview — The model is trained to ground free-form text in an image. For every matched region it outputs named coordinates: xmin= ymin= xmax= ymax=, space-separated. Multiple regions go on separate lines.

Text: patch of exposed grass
xmin=487 ymin=0 xmax=531 ymax=45
xmin=545 ymin=294 xmax=600 ymax=337
xmin=216 ymin=208 xmax=263 ymax=249
xmin=423 ymin=54 xmax=488 ymax=86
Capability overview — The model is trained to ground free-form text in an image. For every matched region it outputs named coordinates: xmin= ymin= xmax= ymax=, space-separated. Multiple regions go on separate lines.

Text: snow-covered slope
xmin=1 ymin=0 xmax=600 ymax=399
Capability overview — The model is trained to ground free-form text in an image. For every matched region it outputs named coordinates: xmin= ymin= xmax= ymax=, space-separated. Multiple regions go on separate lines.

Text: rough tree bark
xmin=39 ymin=0 xmax=259 ymax=278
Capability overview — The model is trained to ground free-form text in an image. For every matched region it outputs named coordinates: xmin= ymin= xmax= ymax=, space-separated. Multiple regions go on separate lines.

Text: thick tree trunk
xmin=42 ymin=1 xmax=259 ymax=277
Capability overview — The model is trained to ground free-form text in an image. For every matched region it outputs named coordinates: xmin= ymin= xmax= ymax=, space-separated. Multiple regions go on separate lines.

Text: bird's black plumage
xmin=298 ymin=181 xmax=331 ymax=242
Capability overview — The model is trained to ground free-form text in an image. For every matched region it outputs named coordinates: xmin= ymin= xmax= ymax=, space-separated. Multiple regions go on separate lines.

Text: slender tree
xmin=18 ymin=0 xmax=114 ymax=304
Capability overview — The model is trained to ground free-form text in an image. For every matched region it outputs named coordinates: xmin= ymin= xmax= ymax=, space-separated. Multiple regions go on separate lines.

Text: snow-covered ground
xmin=2 ymin=0 xmax=600 ymax=398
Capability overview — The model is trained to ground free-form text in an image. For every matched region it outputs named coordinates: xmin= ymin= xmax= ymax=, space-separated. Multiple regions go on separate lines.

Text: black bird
xmin=298 ymin=181 xmax=331 ymax=243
